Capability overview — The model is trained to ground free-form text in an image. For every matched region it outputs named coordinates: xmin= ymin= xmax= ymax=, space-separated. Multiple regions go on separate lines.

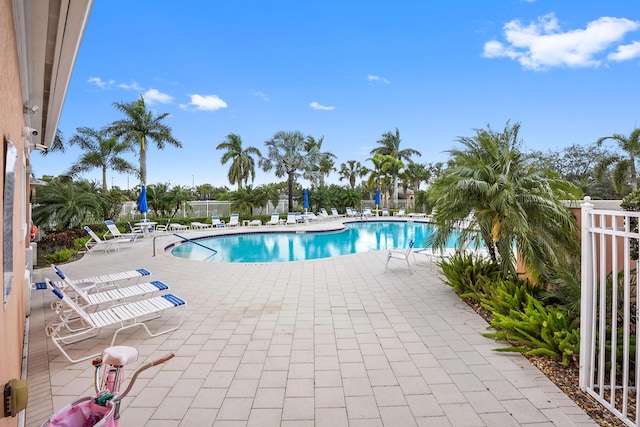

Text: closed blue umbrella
xmin=138 ymin=185 xmax=148 ymax=219
xmin=375 ymin=189 xmax=381 ymax=206
xmin=303 ymin=189 xmax=309 ymax=211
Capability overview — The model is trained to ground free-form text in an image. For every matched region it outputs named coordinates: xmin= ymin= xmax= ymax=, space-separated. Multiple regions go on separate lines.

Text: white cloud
xmin=483 ymin=13 xmax=640 ymax=70
xmin=189 ymin=94 xmax=228 ymax=111
xmin=143 ymin=88 xmax=173 ymax=105
xmin=310 ymin=101 xmax=335 ymax=111
xmin=608 ymin=40 xmax=640 ymax=61
xmin=87 ymin=77 xmax=114 ymax=89
xmin=367 ymin=74 xmax=390 ymax=84
xmin=253 ymin=91 xmax=270 ymax=102
xmin=118 ymin=81 xmax=143 ymax=91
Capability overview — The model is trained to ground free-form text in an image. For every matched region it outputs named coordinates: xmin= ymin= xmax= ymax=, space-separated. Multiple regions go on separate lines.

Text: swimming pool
xmin=170 ymin=221 xmax=458 ymax=263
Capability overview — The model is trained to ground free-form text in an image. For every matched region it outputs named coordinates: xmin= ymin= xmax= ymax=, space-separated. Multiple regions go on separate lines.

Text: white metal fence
xmin=580 ymin=198 xmax=639 ymax=426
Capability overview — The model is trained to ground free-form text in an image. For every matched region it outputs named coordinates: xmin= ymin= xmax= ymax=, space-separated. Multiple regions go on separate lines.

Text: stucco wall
xmin=1 ymin=0 xmax=30 ymax=425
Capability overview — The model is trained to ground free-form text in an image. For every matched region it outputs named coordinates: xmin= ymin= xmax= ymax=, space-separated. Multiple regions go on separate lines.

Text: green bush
xmin=45 ymin=248 xmax=77 ymax=264
xmin=483 ymin=294 xmax=580 ymax=366
xmin=73 ymin=236 xmax=90 ymax=250
xmin=439 ymin=251 xmax=502 ymax=296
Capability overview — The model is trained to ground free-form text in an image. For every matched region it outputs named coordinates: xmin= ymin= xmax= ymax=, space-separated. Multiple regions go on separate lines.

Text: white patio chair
xmin=50 ymin=264 xmax=169 ymax=308
xmin=168 ymin=221 xmax=190 ymax=231
xmin=227 ymin=213 xmax=240 ymax=227
xmin=286 ymin=212 xmax=298 ymax=225
xmin=33 ymin=265 xmax=152 ymax=292
xmin=191 ymin=221 xmax=212 ymax=230
xmin=103 ymin=220 xmax=136 ymax=240
xmin=211 ymin=216 xmax=226 ymax=227
xmin=45 ymin=278 xmax=186 ymax=363
xmin=84 ymin=226 xmax=137 ymax=253
xmin=266 ymin=213 xmax=282 ymax=225
xmin=384 ymin=238 xmax=415 ymax=274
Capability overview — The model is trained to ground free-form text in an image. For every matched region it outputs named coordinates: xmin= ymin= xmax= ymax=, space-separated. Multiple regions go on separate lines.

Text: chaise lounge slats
xmin=46 ymin=279 xmax=186 ymax=363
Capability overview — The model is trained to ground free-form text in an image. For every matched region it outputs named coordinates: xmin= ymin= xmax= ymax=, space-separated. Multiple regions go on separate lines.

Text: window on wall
xmin=4 ymin=139 xmax=17 ymax=310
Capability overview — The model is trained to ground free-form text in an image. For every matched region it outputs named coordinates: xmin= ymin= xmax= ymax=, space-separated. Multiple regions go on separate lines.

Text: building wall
xmin=1 ymin=0 xmax=30 ymax=425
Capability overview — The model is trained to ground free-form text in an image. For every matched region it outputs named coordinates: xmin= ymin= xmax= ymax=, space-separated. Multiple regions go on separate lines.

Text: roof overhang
xmin=12 ymin=0 xmax=93 ymax=148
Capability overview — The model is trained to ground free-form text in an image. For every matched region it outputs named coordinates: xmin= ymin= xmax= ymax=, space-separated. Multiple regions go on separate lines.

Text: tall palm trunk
xmin=288 ymin=171 xmax=295 ymax=212
xmin=140 ymin=136 xmax=147 ymax=185
xmin=393 ymin=176 xmax=399 ymax=207
xmin=631 ymin=153 xmax=638 ymax=190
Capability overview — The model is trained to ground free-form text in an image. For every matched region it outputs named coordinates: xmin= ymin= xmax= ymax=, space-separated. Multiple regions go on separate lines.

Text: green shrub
xmin=480 ymin=277 xmax=541 ymax=317
xmin=73 ymin=236 xmax=90 ymax=250
xmin=483 ymin=294 xmax=580 ymax=366
xmin=45 ymin=248 xmax=77 ymax=264
xmin=440 ymin=251 xmax=502 ymax=296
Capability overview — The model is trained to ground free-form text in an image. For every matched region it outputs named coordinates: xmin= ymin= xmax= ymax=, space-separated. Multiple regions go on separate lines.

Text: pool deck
xmin=25 ymin=218 xmax=597 ymax=426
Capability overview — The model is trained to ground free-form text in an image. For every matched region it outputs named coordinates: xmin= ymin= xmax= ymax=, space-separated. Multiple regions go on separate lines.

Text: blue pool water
xmin=170 ymin=221 xmax=458 ymax=263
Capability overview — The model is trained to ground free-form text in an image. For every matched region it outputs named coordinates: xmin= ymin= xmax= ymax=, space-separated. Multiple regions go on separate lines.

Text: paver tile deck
xmin=25 ymin=222 xmax=597 ymax=426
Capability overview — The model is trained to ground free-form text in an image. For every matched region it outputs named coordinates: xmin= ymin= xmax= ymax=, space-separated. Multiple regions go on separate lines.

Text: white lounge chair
xmin=266 ymin=213 xmax=282 ymax=225
xmin=330 ymin=208 xmax=344 ymax=218
xmin=104 ymin=220 xmax=136 ymax=240
xmin=51 ymin=264 xmax=170 ymax=308
xmin=211 ymin=216 xmax=226 ymax=227
xmin=286 ymin=212 xmax=298 ymax=225
xmin=191 ymin=221 xmax=212 ymax=230
xmin=45 ymin=278 xmax=186 ymax=363
xmin=362 ymin=208 xmax=372 ymax=218
xmin=84 ymin=226 xmax=137 ymax=253
xmin=346 ymin=208 xmax=360 ymax=217
xmin=168 ymin=221 xmax=189 ymax=231
xmin=395 ymin=209 xmax=406 ymax=217
xmin=33 ymin=265 xmax=152 ymax=292
xmin=228 ymin=213 xmax=240 ymax=227
xmin=382 ymin=208 xmax=390 ymax=216
xmin=385 ymin=238 xmax=415 ymax=274
xmin=319 ymin=208 xmax=331 ymax=220
xmin=154 ymin=220 xmax=170 ymax=232
xmin=249 ymin=219 xmax=262 ymax=226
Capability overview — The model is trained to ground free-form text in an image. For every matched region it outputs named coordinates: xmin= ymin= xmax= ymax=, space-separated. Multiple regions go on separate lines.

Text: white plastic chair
xmin=84 ymin=226 xmax=137 ymax=253
xmin=267 ymin=213 xmax=282 ymax=225
xmin=384 ymin=238 xmax=415 ymax=274
xmin=45 ymin=278 xmax=186 ymax=363
xmin=227 ymin=213 xmax=240 ymax=227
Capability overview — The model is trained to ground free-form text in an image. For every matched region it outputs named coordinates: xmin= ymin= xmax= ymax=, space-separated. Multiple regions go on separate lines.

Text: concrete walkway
xmin=25 ymin=222 xmax=597 ymax=426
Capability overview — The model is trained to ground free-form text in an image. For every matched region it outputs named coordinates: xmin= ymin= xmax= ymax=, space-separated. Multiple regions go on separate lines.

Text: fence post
xmin=579 ymin=196 xmax=594 ymax=390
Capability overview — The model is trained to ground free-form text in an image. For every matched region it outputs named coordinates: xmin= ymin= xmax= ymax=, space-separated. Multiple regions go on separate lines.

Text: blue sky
xmin=36 ymin=0 xmax=640 ymax=190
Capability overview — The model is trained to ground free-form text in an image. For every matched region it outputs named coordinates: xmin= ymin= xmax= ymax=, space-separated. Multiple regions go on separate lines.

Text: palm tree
xmin=303 ymin=136 xmax=335 ymax=187
xmin=216 ymin=133 xmax=262 ymax=190
xmin=366 ymin=153 xmax=396 ymax=207
xmin=259 ymin=131 xmax=320 ymax=212
xmin=107 ymin=96 xmax=182 ymax=185
xmin=41 ymin=129 xmax=66 ymax=156
xmin=229 ymin=185 xmax=269 ymax=215
xmin=338 ymin=160 xmax=367 ymax=189
xmin=428 ymin=121 xmax=582 ymax=285
xmin=167 ymin=185 xmax=194 ymax=217
xmin=66 ymin=127 xmax=138 ymax=191
xmin=370 ymin=127 xmax=421 ymax=205
xmin=32 ymin=180 xmax=101 ymax=229
xmin=404 ymin=162 xmax=431 ymax=193
xmin=596 ymin=128 xmax=640 ymax=194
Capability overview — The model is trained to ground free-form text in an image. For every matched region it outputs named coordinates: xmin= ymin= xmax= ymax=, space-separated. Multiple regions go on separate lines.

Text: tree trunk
xmin=102 ymin=167 xmax=107 ymax=192
xmin=631 ymin=154 xmax=638 ymax=190
xmin=288 ymin=171 xmax=295 ymax=212
xmin=140 ymin=138 xmax=147 ymax=186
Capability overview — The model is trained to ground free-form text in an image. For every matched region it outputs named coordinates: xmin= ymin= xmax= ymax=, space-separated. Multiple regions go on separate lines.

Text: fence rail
xmin=580 ymin=198 xmax=640 ymax=426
